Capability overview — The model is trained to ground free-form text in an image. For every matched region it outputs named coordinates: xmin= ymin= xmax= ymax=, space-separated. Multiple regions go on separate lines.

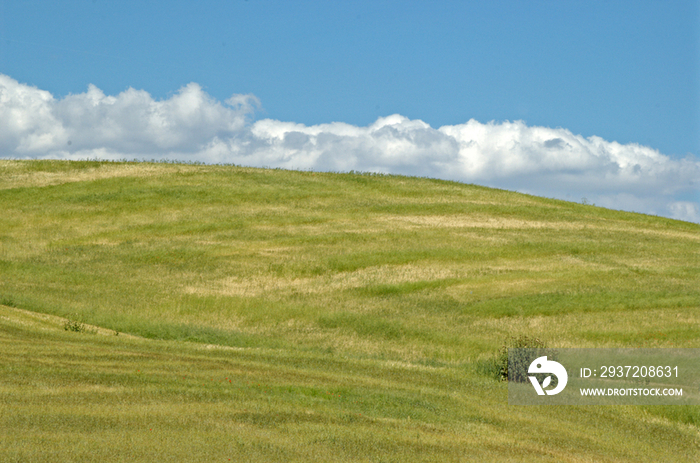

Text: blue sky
xmin=1 ymin=0 xmax=699 ymax=222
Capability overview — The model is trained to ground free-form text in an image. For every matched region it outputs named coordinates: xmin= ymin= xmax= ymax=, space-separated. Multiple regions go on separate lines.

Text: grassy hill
xmin=1 ymin=159 xmax=698 ymax=462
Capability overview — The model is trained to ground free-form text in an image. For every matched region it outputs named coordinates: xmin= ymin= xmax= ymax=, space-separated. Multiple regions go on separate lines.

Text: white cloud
xmin=0 ymin=74 xmax=258 ymax=156
xmin=1 ymin=74 xmax=698 ymax=223
xmin=666 ymin=202 xmax=700 ymax=224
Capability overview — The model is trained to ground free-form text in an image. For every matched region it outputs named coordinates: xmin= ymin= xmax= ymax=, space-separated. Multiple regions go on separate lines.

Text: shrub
xmin=496 ymin=335 xmax=556 ymax=382
xmin=64 ymin=319 xmax=87 ymax=332
xmin=63 ymin=317 xmax=96 ymax=334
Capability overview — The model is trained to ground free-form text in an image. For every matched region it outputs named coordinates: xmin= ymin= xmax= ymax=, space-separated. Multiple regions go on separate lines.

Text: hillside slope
xmin=1 ymin=160 xmax=698 ymax=462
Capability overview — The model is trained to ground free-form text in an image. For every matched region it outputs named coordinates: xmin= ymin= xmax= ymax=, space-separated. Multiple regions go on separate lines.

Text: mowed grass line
xmin=0 ymin=160 xmax=699 ymax=461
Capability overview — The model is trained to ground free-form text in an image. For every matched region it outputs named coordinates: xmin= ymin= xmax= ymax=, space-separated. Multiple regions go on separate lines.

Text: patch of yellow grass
xmin=472 ymin=307 xmax=700 ymax=349
xmin=0 ymin=304 xmax=139 ymax=338
xmin=385 ymin=214 xmax=581 ymax=230
xmin=380 ymin=213 xmax=699 ymax=240
xmin=0 ymin=160 xmax=195 ymax=190
xmin=184 ymin=263 xmax=468 ymax=298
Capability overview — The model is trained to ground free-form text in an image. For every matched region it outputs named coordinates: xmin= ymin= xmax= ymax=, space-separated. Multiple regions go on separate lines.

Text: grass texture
xmin=0 ymin=160 xmax=698 ymax=461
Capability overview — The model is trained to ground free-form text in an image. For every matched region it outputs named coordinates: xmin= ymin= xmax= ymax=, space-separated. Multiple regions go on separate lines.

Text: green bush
xmin=63 ymin=317 xmax=95 ymax=334
xmin=496 ymin=335 xmax=557 ymax=382
xmin=64 ymin=319 xmax=86 ymax=332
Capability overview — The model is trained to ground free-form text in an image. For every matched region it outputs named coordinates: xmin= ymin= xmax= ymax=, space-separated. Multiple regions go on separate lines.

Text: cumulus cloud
xmin=0 ymin=74 xmax=258 ymax=157
xmin=1 ymin=74 xmax=698 ymax=223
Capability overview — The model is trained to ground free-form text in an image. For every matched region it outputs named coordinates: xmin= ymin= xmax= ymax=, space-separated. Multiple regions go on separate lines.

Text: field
xmin=1 ymin=159 xmax=698 ymax=461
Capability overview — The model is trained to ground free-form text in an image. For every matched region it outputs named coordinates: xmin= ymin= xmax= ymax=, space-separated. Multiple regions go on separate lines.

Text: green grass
xmin=0 ymin=159 xmax=698 ymax=461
